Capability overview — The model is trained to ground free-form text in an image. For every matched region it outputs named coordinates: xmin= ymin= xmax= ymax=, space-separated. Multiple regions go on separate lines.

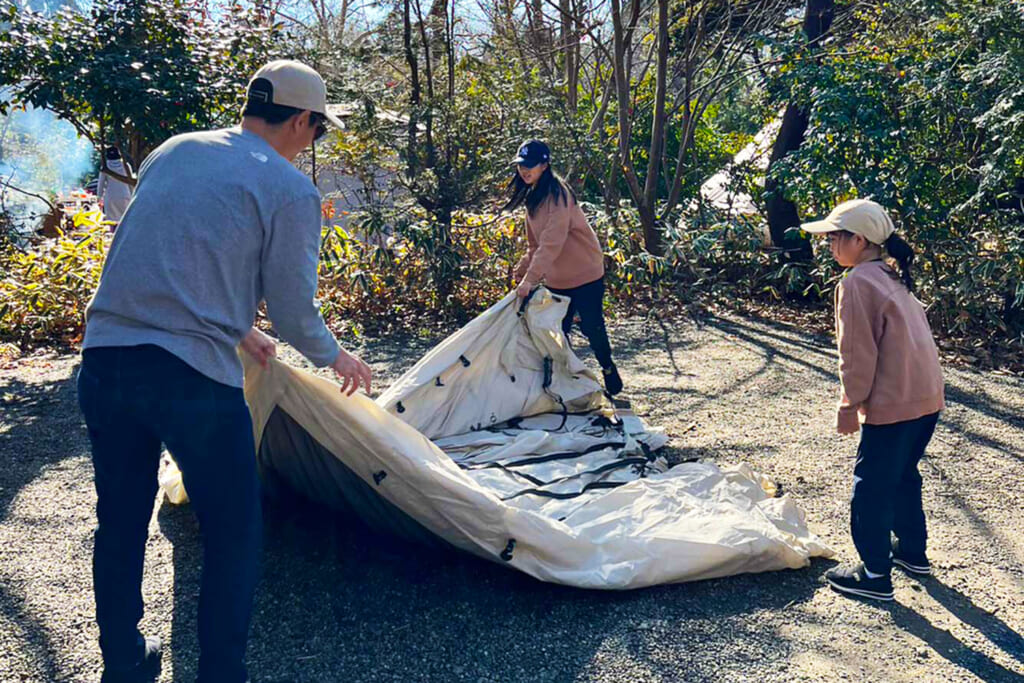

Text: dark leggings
xmin=547 ymin=277 xmax=615 ymax=369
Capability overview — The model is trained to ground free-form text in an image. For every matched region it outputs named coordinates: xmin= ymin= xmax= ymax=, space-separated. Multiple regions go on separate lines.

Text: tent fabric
xmin=225 ymin=288 xmax=834 ymax=589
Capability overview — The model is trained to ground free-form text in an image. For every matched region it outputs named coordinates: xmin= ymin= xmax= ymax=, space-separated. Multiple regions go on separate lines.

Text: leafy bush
xmin=0 ymin=211 xmax=110 ymax=348
xmin=316 ymin=208 xmax=523 ymax=335
xmin=312 ymin=200 xmax=836 ymax=339
xmin=768 ymin=0 xmax=1024 ymax=347
xmin=594 ymin=204 xmax=836 ymax=309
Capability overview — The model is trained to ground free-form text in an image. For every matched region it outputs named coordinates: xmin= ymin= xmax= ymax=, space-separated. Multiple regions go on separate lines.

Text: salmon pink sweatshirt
xmin=514 ymin=194 xmax=605 ymax=290
xmin=834 ymin=260 xmax=945 ymax=432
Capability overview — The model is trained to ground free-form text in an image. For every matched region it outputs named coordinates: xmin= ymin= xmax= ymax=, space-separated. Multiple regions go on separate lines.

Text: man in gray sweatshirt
xmin=78 ymin=60 xmax=368 ymax=683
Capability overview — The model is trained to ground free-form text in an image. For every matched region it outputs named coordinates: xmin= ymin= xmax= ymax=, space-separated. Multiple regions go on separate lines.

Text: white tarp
xmin=210 ymin=288 xmax=833 ymax=588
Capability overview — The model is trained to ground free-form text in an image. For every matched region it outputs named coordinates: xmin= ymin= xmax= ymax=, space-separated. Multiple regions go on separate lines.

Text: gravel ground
xmin=1 ymin=310 xmax=1022 ymax=683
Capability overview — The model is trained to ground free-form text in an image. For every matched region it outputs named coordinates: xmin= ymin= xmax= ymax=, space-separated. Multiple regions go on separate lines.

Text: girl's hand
xmin=836 ymin=411 xmax=860 ymax=435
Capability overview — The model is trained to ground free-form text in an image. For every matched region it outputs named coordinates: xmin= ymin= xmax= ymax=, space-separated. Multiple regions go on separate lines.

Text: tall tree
xmin=0 ymin=0 xmax=279 ymax=184
xmin=611 ymin=0 xmax=794 ymax=255
xmin=763 ymin=0 xmax=834 ymax=258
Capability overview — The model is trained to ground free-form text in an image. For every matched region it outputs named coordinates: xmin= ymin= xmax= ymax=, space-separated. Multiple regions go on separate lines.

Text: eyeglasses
xmin=309 ymin=112 xmax=327 ymax=142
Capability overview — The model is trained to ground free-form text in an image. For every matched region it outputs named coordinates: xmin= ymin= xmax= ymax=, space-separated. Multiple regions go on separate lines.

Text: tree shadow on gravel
xmin=941 ymin=384 xmax=1024 ymax=463
xmin=0 ymin=369 xmax=83 ymax=523
xmin=920 ymin=456 xmax=1023 ymax=586
xmin=701 ymin=316 xmax=836 ymax=381
xmin=0 ymin=367 xmax=83 ymax=682
xmin=947 ymin=377 xmax=1024 ymax=431
xmin=924 ymin=580 xmax=1024 ymax=667
xmin=886 ymin=580 xmax=1024 ymax=682
xmin=605 ymin=314 xmax=836 ymax=424
xmin=0 ymin=582 xmax=62 ymax=682
xmin=150 ymin=493 xmax=833 ymax=683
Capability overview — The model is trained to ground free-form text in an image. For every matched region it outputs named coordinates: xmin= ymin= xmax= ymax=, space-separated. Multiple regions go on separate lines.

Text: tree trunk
xmin=560 ymin=0 xmax=578 ymax=113
xmin=764 ymin=0 xmax=834 ymax=259
xmin=765 ymin=104 xmax=811 ymax=253
xmin=529 ymin=0 xmax=549 ymax=57
xmin=611 ymin=0 xmax=663 ymax=255
xmin=412 ymin=0 xmax=436 ymax=167
xmin=402 ymin=0 xmax=421 ymax=177
xmin=639 ymin=0 xmax=670 ymax=256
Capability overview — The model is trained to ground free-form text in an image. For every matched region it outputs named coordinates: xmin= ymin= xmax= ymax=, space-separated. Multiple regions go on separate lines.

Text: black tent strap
xmin=449 ymin=424 xmax=624 ymax=454
xmin=458 ymin=460 xmax=547 ymax=487
xmin=499 ymin=456 xmax=650 ymax=501
xmin=441 ymin=427 xmax=615 ymax=459
xmin=549 ymin=455 xmax=650 ymax=486
xmin=457 ymin=445 xmax=638 ymax=489
xmin=501 ymin=479 xmax=629 ymax=502
xmin=455 ymin=441 xmax=627 ymax=471
xmin=485 ymin=410 xmax=623 ymax=434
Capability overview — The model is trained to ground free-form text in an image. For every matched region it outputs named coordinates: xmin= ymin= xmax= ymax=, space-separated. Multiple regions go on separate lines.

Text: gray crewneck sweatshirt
xmin=83 ymin=127 xmax=340 ymax=387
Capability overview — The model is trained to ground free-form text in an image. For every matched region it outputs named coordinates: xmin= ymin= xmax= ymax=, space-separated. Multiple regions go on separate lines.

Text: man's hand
xmin=331 ymin=347 xmax=372 ymax=397
xmin=241 ymin=327 xmax=276 ymax=368
xmin=516 ymin=281 xmax=533 ymax=300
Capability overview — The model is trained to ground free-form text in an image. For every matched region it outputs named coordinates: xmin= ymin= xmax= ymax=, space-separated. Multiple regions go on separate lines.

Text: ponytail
xmin=884 ymin=233 xmax=915 ymax=293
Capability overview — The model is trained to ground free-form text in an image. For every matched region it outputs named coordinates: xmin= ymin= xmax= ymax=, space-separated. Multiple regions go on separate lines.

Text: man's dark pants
xmin=78 ymin=344 xmax=261 ymax=683
xmin=851 ymin=411 xmax=939 ymax=575
xmin=547 ymin=277 xmax=615 ymax=370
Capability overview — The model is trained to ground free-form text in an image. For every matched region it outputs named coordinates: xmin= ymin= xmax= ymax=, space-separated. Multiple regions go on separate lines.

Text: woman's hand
xmin=241 ymin=327 xmax=276 ymax=368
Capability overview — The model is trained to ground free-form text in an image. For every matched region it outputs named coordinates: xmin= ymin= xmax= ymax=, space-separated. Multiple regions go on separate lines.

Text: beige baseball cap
xmin=800 ymin=199 xmax=895 ymax=245
xmin=246 ymin=60 xmax=344 ymax=130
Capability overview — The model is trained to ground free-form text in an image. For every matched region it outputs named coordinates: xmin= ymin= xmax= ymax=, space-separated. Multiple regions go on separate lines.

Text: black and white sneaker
xmin=825 ymin=563 xmax=894 ymax=602
xmin=892 ymin=540 xmax=931 ymax=576
xmin=602 ymin=364 xmax=623 ymax=396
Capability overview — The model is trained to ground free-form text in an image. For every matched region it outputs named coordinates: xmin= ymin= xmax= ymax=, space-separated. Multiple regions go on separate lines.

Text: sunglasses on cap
xmin=308 ymin=111 xmax=327 ymax=142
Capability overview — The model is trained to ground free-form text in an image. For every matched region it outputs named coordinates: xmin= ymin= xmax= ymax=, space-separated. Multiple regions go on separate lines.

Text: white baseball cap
xmin=800 ymin=199 xmax=895 ymax=245
xmin=246 ymin=60 xmax=344 ymax=130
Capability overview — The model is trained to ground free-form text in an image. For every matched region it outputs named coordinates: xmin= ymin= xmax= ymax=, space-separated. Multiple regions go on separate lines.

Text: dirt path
xmin=1 ymin=311 xmax=1021 ymax=682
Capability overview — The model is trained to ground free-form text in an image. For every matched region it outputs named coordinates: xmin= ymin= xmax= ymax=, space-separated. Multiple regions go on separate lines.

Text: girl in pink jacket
xmin=803 ymin=199 xmax=944 ymax=602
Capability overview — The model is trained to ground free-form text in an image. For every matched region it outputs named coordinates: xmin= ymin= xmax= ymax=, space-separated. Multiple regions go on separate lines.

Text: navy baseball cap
xmin=511 ymin=139 xmax=551 ymax=168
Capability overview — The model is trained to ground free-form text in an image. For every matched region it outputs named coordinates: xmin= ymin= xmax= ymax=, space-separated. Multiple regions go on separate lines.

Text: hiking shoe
xmin=100 ymin=636 xmax=162 ymax=683
xmin=602 ymin=364 xmax=623 ymax=396
xmin=892 ymin=539 xmax=931 ymax=576
xmin=825 ymin=563 xmax=894 ymax=602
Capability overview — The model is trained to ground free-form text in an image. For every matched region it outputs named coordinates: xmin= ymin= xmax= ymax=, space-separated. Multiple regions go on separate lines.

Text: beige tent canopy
xmin=164 ymin=288 xmax=833 ymax=588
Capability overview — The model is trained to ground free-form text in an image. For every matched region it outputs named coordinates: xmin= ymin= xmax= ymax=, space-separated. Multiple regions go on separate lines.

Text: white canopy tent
xmin=163 ymin=288 xmax=832 ymax=588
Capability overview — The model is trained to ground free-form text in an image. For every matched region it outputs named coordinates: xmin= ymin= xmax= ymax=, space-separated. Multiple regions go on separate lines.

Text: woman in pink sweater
xmin=803 ymin=199 xmax=944 ymax=602
xmin=503 ymin=139 xmax=622 ymax=395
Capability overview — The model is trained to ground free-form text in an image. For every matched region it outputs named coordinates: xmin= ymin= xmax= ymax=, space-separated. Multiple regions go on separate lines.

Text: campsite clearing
xmin=1 ymin=311 xmax=1021 ymax=682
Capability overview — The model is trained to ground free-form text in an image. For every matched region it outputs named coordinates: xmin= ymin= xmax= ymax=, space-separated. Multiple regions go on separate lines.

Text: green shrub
xmin=316 ymin=208 xmax=523 ymax=335
xmin=0 ymin=210 xmax=110 ymax=348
